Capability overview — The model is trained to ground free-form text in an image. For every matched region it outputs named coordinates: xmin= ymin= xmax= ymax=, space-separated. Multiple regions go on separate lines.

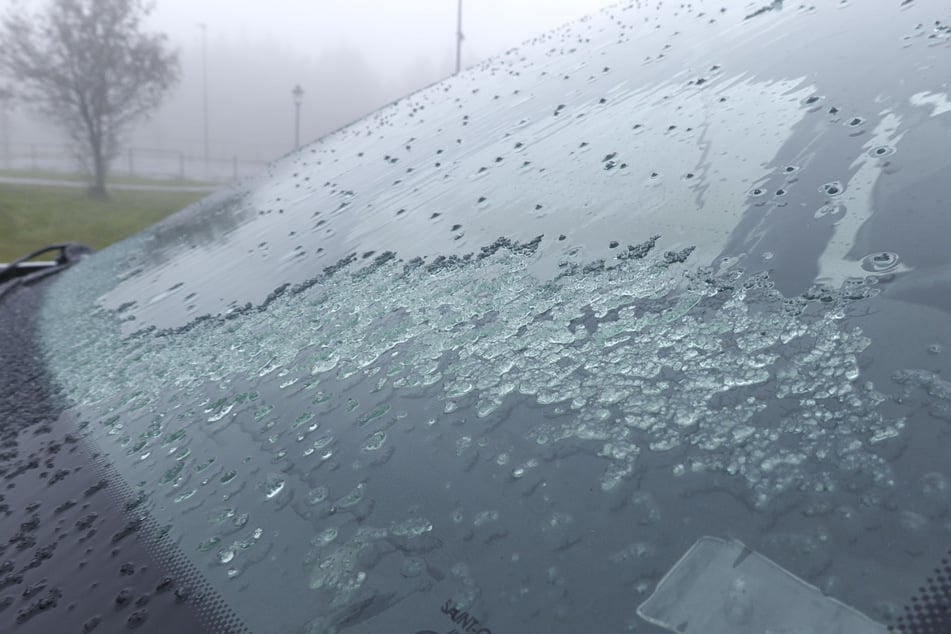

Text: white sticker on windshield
xmin=637 ymin=537 xmax=887 ymax=634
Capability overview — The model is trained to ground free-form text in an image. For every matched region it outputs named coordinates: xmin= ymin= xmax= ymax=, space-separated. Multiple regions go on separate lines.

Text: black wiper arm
xmin=0 ymin=242 xmax=93 ymax=286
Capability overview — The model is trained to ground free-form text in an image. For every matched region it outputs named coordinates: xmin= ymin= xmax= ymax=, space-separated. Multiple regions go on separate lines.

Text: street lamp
xmin=198 ymin=23 xmax=209 ymax=170
xmin=0 ymin=86 xmax=11 ymax=169
xmin=292 ymin=84 xmax=304 ymax=150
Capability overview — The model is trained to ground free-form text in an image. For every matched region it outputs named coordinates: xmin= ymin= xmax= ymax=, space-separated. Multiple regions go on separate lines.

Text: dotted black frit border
xmin=889 ymin=550 xmax=951 ymax=634
xmin=92 ymin=450 xmax=252 ymax=634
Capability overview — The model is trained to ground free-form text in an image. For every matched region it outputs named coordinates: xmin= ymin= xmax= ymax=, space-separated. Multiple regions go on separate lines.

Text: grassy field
xmin=0 ymin=182 xmax=207 ymax=262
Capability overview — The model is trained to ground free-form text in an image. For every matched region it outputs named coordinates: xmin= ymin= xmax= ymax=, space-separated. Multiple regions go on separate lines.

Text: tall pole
xmin=0 ymin=87 xmax=10 ymax=169
xmin=455 ymin=0 xmax=463 ymax=74
xmin=292 ymin=84 xmax=304 ymax=151
xmin=199 ymin=23 xmax=209 ymax=171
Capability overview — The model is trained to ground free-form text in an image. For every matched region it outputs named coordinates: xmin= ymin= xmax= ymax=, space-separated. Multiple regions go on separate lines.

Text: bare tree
xmin=0 ymin=0 xmax=179 ymax=197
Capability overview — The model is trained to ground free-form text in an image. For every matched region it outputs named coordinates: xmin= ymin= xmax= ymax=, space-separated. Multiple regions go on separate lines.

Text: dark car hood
xmin=23 ymin=1 xmax=951 ymax=633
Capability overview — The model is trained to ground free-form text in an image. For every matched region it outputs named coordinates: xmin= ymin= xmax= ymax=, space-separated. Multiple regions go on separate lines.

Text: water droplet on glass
xmin=860 ymin=251 xmax=900 ymax=273
xmin=197 ymin=537 xmax=221 ymax=552
xmin=315 ymin=527 xmax=337 ymax=545
xmin=820 ymin=181 xmax=844 ymax=196
xmin=899 ymin=510 xmax=928 ymax=532
xmin=361 ymin=431 xmax=386 ymax=452
xmin=815 ymin=202 xmax=844 ymax=219
xmin=391 ymin=517 xmax=433 ymax=537
xmin=336 ymin=482 xmax=365 ymax=508
xmin=264 ymin=478 xmax=285 ymax=499
xmin=307 ymin=486 xmax=329 ymax=505
xmin=473 ymin=510 xmax=499 ymax=526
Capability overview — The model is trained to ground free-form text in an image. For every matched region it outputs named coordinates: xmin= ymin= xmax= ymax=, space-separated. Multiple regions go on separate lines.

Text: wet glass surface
xmin=30 ymin=1 xmax=951 ymax=633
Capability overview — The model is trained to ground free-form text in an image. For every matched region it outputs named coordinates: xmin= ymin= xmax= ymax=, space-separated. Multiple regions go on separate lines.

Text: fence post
xmin=30 ymin=144 xmax=36 ymax=171
xmin=128 ymin=148 xmax=134 ymax=176
xmin=233 ymin=155 xmax=238 ymax=180
xmin=178 ymin=152 xmax=185 ymax=180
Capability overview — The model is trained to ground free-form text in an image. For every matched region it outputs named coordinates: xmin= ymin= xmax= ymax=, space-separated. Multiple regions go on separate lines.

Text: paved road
xmin=0 ymin=175 xmax=221 ymax=193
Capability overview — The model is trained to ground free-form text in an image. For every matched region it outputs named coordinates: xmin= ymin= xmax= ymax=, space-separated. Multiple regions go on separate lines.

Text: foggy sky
xmin=1 ymin=0 xmax=616 ymax=179
xmin=148 ymin=0 xmax=612 ymax=75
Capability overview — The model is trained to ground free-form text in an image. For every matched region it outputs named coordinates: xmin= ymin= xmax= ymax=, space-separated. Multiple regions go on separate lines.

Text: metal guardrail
xmin=0 ymin=142 xmax=271 ymax=183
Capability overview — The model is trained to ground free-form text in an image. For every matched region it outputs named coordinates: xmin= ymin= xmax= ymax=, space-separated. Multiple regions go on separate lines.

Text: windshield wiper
xmin=0 ymin=243 xmax=93 ymax=301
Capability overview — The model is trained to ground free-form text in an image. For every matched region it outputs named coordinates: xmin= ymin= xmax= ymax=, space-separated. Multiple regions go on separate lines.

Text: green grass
xmin=0 ymin=183 xmax=206 ymax=263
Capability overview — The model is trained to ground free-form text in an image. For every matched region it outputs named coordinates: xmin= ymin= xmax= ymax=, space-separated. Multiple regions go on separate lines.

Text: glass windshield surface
xmin=38 ymin=1 xmax=951 ymax=633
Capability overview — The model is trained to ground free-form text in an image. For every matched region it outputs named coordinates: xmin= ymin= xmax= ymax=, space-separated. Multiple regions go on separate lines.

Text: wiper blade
xmin=0 ymin=242 xmax=93 ymax=285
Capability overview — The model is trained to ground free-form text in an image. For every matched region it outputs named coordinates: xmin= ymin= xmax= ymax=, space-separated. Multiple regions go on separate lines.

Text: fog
xmin=1 ymin=0 xmax=614 ymax=179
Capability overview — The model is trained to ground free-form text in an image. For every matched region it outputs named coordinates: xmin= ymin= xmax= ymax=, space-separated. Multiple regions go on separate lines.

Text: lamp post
xmin=198 ymin=23 xmax=209 ymax=171
xmin=292 ymin=84 xmax=304 ymax=150
xmin=455 ymin=0 xmax=464 ymax=74
xmin=0 ymin=86 xmax=11 ymax=169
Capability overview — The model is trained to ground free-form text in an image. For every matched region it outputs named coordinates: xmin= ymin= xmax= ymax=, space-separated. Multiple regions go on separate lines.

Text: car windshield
xmin=29 ymin=1 xmax=951 ymax=633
